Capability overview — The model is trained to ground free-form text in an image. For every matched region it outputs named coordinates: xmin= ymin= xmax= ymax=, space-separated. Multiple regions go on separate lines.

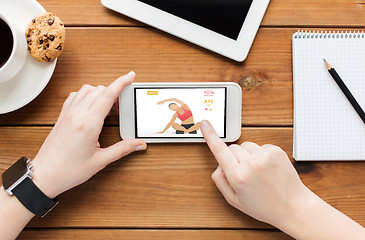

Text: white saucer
xmin=0 ymin=0 xmax=56 ymax=114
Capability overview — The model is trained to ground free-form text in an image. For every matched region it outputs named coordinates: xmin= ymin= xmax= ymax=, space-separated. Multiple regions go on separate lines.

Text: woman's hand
xmin=157 ymin=100 xmax=165 ymax=105
xmin=200 ymin=120 xmax=365 ymax=240
xmin=200 ymin=120 xmax=309 ymax=226
xmin=31 ymin=72 xmax=147 ymax=199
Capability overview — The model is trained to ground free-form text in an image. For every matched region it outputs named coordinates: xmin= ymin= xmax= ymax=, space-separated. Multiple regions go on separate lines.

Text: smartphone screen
xmin=134 ymin=87 xmax=227 ymax=138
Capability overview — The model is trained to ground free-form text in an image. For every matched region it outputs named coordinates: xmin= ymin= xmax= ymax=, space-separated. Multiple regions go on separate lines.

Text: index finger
xmin=107 ymin=71 xmax=136 ymax=100
xmin=201 ymin=120 xmax=238 ymax=172
xmin=90 ymin=71 xmax=135 ymax=117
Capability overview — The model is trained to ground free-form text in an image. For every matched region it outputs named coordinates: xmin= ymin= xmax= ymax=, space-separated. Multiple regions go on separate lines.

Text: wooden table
xmin=1 ymin=0 xmax=365 ymax=239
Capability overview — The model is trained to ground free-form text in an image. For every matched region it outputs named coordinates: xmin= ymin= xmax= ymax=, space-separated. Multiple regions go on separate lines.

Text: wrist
xmin=30 ymin=158 xmax=59 ymax=199
xmin=275 ymin=184 xmax=365 ymax=240
xmin=275 ymin=185 xmax=322 ymax=238
xmin=0 ymin=186 xmax=35 ymax=218
xmin=1 ymin=157 xmax=59 ymax=218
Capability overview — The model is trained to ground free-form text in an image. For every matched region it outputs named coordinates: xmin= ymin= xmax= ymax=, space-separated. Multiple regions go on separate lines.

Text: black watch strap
xmin=12 ymin=177 xmax=58 ymax=217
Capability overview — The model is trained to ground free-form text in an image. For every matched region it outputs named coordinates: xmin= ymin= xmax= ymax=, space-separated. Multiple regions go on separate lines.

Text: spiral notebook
xmin=292 ymin=30 xmax=365 ymax=161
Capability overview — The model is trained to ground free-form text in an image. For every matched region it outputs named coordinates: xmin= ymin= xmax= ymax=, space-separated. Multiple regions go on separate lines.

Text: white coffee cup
xmin=0 ymin=12 xmax=27 ymax=83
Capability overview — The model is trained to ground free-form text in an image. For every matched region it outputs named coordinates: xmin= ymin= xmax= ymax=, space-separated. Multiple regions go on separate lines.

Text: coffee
xmin=0 ymin=18 xmax=14 ymax=69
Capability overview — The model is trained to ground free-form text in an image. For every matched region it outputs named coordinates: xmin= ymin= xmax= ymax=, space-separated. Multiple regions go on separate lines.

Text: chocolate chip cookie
xmin=25 ymin=12 xmax=65 ymax=62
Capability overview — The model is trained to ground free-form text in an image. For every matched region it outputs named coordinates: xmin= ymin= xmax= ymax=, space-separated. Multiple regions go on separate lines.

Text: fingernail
xmin=136 ymin=144 xmax=146 ymax=151
xmin=127 ymin=71 xmax=135 ymax=76
xmin=201 ymin=120 xmax=209 ymax=128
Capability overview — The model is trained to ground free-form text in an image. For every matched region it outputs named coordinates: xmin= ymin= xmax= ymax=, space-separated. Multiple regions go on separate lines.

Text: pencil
xmin=323 ymin=59 xmax=365 ymax=124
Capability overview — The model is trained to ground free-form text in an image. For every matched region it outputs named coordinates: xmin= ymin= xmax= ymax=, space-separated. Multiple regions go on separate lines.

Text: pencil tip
xmin=323 ymin=59 xmax=332 ymax=70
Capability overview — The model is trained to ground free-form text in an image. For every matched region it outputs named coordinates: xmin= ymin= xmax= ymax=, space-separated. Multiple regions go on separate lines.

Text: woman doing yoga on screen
xmin=157 ymin=98 xmax=201 ymax=134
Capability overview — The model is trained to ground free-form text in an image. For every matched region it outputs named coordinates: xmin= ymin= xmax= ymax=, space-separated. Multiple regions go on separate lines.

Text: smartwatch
xmin=1 ymin=157 xmax=58 ymax=217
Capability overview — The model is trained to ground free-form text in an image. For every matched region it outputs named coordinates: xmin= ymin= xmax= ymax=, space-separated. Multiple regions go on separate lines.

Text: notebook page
xmin=293 ymin=32 xmax=365 ymax=160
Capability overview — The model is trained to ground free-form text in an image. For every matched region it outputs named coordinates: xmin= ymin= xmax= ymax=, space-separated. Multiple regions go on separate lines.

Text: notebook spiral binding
xmin=293 ymin=30 xmax=365 ymax=39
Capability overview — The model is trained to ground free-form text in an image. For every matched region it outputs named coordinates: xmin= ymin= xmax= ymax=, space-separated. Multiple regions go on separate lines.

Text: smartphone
xmin=119 ymin=82 xmax=242 ymax=143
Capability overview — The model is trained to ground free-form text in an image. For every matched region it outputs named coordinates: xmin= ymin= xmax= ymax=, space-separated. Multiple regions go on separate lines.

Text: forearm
xmin=163 ymin=98 xmax=177 ymax=102
xmin=277 ymin=188 xmax=365 ymax=240
xmin=163 ymin=98 xmax=184 ymax=105
xmin=0 ymin=186 xmax=34 ymax=240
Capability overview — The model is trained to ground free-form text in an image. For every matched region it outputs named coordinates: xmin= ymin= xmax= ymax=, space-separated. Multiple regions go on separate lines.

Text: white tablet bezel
xmin=119 ymin=82 xmax=242 ymax=143
xmin=101 ymin=0 xmax=270 ymax=62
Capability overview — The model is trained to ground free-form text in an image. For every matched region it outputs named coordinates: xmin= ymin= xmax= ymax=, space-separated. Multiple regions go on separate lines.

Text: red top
xmin=177 ymin=107 xmax=192 ymax=121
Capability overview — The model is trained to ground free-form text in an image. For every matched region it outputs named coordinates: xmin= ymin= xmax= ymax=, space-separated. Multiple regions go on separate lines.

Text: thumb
xmin=99 ymin=139 xmax=147 ymax=165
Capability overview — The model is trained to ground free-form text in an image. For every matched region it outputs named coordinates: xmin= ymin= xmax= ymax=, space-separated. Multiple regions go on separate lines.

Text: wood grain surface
xmin=37 ymin=0 xmax=365 ymax=27
xmin=18 ymin=229 xmax=294 ymax=240
xmin=1 ymin=1 xmax=365 ymax=239
xmin=1 ymin=127 xmax=364 ymax=229
xmin=0 ymin=27 xmax=294 ymax=126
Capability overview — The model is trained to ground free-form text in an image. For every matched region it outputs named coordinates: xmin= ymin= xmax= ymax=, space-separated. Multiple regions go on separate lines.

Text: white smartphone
xmin=119 ymin=82 xmax=242 ymax=143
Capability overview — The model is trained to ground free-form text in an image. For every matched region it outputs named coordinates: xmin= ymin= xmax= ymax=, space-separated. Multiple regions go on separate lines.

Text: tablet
xmin=101 ymin=0 xmax=270 ymax=62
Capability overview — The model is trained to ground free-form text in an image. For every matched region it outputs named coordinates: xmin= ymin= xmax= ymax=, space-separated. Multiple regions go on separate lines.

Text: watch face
xmin=1 ymin=157 xmax=29 ymax=189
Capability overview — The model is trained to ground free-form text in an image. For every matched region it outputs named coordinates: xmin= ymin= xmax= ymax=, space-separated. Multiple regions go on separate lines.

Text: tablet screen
xmin=134 ymin=87 xmax=226 ymax=138
xmin=137 ymin=0 xmax=253 ymax=40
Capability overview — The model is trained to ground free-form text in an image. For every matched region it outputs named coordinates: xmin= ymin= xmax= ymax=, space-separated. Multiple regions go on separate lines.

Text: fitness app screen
xmin=134 ymin=87 xmax=226 ymax=138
